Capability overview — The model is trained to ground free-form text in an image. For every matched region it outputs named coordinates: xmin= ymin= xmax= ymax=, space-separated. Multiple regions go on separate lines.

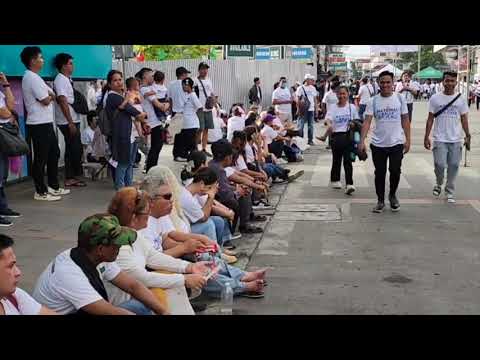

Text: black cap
xmin=198 ymin=62 xmax=210 ymax=70
xmin=182 ymin=77 xmax=194 ymax=88
xmin=176 ymin=66 xmax=191 ymax=77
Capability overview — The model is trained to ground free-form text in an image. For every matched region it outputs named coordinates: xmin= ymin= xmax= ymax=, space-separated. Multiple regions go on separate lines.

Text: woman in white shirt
xmin=226 ymin=105 xmax=246 ymax=141
xmin=324 ymin=86 xmax=358 ymax=195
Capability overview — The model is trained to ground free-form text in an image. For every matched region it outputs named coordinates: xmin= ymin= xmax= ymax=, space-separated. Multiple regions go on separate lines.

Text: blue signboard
xmin=291 ymin=48 xmax=313 ymax=59
xmin=0 ymin=45 xmax=112 ymax=80
xmin=255 ymin=47 xmax=271 ymax=60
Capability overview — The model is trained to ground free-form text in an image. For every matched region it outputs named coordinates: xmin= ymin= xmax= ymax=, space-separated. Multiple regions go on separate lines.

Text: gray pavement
xmin=4 ymin=101 xmax=480 ymax=314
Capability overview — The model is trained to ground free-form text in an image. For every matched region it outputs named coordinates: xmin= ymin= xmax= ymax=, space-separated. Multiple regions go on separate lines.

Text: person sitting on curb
xmin=0 ymin=234 xmax=57 ymax=315
xmin=33 ymin=214 xmax=169 ymax=315
xmin=106 ymin=187 xmax=209 ymax=315
xmin=140 ymin=168 xmax=268 ymax=298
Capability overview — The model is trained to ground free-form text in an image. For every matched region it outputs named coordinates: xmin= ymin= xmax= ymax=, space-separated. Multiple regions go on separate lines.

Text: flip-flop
xmin=250 ymin=215 xmax=267 ymax=222
xmin=237 ymin=291 xmax=265 ymax=299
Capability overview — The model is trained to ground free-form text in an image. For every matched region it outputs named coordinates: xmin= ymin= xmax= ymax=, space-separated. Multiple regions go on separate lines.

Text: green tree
xmin=133 ymin=45 xmax=217 ymax=61
xmin=398 ymin=45 xmax=446 ymax=73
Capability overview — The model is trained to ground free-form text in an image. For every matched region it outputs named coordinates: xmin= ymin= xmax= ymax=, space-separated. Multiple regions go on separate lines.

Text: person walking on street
xmin=272 ymin=77 xmax=293 ymax=123
xmin=359 ymin=70 xmax=411 ymax=213
xmin=396 ymin=71 xmax=419 ymax=122
xmin=0 ymin=73 xmax=22 ymax=227
xmin=169 ymin=67 xmax=191 ymax=162
xmin=357 ymin=77 xmax=375 ymax=121
xmin=21 ymin=46 xmax=70 ymax=202
xmin=315 ymin=78 xmax=327 ymax=121
xmin=295 ymin=74 xmax=319 ymax=145
xmin=325 ymin=86 xmax=358 ymax=195
xmin=248 ymin=77 xmax=262 ymax=111
xmin=53 ymin=53 xmax=86 ymax=188
xmin=424 ymin=71 xmax=471 ymax=204
xmin=194 ymin=62 xmax=215 ymax=157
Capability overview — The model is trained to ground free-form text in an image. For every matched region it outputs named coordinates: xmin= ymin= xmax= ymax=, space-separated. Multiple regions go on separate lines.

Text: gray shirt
xmin=208 ymin=160 xmax=235 ymax=202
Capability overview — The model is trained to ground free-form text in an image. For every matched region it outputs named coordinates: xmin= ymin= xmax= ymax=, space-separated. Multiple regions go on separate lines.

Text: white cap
xmin=304 ymin=73 xmax=315 ymax=81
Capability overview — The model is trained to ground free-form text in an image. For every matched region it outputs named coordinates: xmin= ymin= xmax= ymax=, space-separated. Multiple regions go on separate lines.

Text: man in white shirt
xmin=173 ymin=78 xmax=202 ymax=162
xmin=33 ymin=214 xmax=169 ymax=315
xmin=357 ymin=77 xmax=375 ymax=121
xmin=272 ymin=78 xmax=293 ymax=123
xmin=21 ymin=46 xmax=70 ymax=201
xmin=396 ymin=71 xmax=419 ymax=122
xmin=296 ymin=74 xmax=319 ymax=145
xmin=424 ymin=71 xmax=471 ymax=204
xmin=195 ymin=62 xmax=215 ymax=157
xmin=0 ymin=234 xmax=57 ymax=315
xmin=169 ymin=67 xmax=191 ymax=162
xmin=53 ymin=53 xmax=85 ymax=188
xmin=359 ymin=70 xmax=411 ymax=213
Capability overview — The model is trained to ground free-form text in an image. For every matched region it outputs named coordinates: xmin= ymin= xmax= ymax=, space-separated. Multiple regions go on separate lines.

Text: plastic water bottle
xmin=220 ymin=281 xmax=233 ymax=315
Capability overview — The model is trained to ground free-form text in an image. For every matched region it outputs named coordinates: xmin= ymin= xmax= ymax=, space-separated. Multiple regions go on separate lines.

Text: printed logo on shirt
xmin=334 ymin=114 xmax=351 ymax=125
xmin=375 ymin=106 xmax=401 ymax=122
xmin=99 ymin=266 xmax=106 ymax=274
xmin=152 ymin=235 xmax=162 ymax=251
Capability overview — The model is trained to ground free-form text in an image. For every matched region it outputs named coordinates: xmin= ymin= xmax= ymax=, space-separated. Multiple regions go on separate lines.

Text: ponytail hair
xmin=180 ymin=150 xmax=207 ymax=182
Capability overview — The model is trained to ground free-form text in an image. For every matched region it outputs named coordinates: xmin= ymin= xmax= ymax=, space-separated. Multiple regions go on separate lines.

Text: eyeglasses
xmin=151 ymin=193 xmax=173 ymax=201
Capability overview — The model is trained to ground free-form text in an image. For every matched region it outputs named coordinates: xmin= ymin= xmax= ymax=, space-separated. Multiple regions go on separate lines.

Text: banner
xmin=226 ymin=45 xmax=255 ymax=58
xmin=370 ymin=45 xmax=418 ymax=54
xmin=291 ymin=48 xmax=313 ymax=59
xmin=255 ymin=47 xmax=271 ymax=60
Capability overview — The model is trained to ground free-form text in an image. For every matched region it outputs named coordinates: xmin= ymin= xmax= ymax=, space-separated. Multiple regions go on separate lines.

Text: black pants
xmin=58 ymin=123 xmax=83 ymax=180
xmin=173 ymin=128 xmax=198 ymax=159
xmin=216 ymin=194 xmax=252 ymax=232
xmin=370 ymin=144 xmax=404 ymax=202
xmin=407 ymin=103 xmax=413 ymax=122
xmin=27 ymin=123 xmax=60 ymax=194
xmin=146 ymin=126 xmax=165 ymax=172
xmin=477 ymin=96 xmax=480 ymax=111
xmin=330 ymin=132 xmax=353 ymax=185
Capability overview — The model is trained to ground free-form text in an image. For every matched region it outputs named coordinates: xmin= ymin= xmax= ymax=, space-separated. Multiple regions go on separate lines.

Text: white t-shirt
xmin=179 ymin=187 xmax=205 ymax=224
xmin=428 ymin=92 xmax=469 ymax=143
xmin=296 ymin=85 xmax=318 ymax=112
xmin=234 ymin=154 xmax=248 ymax=171
xmin=53 ymin=73 xmax=79 ymax=125
xmin=358 ymin=84 xmax=374 ymax=105
xmin=272 ymin=87 xmax=292 ymax=114
xmin=153 ymin=83 xmax=168 ymax=99
xmin=396 ymin=81 xmax=419 ymax=104
xmin=141 ymin=85 xmax=162 ymax=129
xmin=208 ymin=113 xmax=224 ymax=143
xmin=1 ymin=288 xmax=42 ymax=315
xmin=245 ymin=143 xmax=255 ymax=163
xmin=0 ymin=91 xmax=13 ymax=124
xmin=168 ymin=80 xmax=187 ymax=113
xmin=261 ymin=124 xmax=278 ymax=145
xmin=365 ymin=94 xmax=408 ymax=148
xmin=474 ymin=84 xmax=480 ymax=96
xmin=227 ymin=116 xmax=245 ymax=141
xmin=322 ymin=90 xmax=339 ymax=112
xmin=22 ymin=70 xmax=54 ymax=125
xmin=182 ymin=92 xmax=202 ymax=129
xmin=225 ymin=166 xmax=236 ymax=178
xmin=326 ymin=103 xmax=358 ymax=133
xmin=81 ymin=126 xmax=95 ymax=155
xmin=194 ymin=77 xmax=214 ymax=112
xmin=140 ymin=216 xmax=177 ymax=252
xmin=33 ymin=249 xmax=121 ymax=315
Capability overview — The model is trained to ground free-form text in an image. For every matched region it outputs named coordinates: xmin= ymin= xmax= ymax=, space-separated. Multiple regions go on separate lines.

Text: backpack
xmin=72 ymin=88 xmax=90 ymax=115
xmin=297 ymin=86 xmax=311 ymax=116
xmin=96 ymin=94 xmax=118 ymax=137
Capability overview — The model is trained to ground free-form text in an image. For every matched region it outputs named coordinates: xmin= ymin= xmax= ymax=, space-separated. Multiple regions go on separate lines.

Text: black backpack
xmin=96 ymin=94 xmax=118 ymax=137
xmin=72 ymin=88 xmax=89 ymax=115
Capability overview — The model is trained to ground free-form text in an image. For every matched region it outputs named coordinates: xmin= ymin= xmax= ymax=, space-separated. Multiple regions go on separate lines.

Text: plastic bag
xmin=9 ymin=156 xmax=22 ymax=175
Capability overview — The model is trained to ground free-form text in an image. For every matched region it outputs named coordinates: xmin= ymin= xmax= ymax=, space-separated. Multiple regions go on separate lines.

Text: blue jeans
xmin=190 ymin=218 xmax=218 ymax=244
xmin=298 ymin=111 xmax=314 ymax=142
xmin=433 ymin=141 xmax=462 ymax=195
xmin=115 ymin=141 xmax=138 ymax=190
xmin=202 ymin=256 xmax=247 ymax=298
xmin=0 ymin=153 xmax=8 ymax=211
xmin=358 ymin=104 xmax=367 ymax=121
xmin=117 ymin=298 xmax=153 ymax=315
xmin=263 ymin=163 xmax=285 ymax=180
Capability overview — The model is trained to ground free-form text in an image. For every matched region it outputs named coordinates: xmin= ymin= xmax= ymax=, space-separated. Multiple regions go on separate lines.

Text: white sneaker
xmin=345 ymin=184 xmax=356 ymax=195
xmin=446 ymin=193 xmax=456 ymax=204
xmin=331 ymin=181 xmax=342 ymax=189
xmin=47 ymin=187 xmax=71 ymax=196
xmin=276 ymin=158 xmax=288 ymax=165
xmin=34 ymin=192 xmax=62 ymax=201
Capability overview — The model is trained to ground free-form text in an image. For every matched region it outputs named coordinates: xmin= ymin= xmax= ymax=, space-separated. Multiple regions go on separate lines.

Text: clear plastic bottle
xmin=219 ymin=281 xmax=233 ymax=315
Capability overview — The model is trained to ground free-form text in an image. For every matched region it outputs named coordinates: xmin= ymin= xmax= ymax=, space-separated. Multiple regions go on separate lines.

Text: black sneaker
xmin=0 ymin=216 xmax=12 ymax=227
xmin=389 ymin=195 xmax=400 ymax=212
xmin=372 ymin=201 xmax=385 ymax=213
xmin=0 ymin=208 xmax=22 ymax=218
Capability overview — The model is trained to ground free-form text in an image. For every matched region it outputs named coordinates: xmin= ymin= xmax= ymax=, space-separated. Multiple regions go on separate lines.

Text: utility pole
xmin=417 ymin=45 xmax=421 ymax=73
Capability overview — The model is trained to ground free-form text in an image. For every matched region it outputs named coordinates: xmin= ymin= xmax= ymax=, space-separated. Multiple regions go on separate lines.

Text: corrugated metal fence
xmin=112 ymin=58 xmax=316 ymax=111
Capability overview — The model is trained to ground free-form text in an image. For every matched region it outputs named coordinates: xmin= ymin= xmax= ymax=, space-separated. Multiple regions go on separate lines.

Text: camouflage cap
xmin=78 ymin=214 xmax=137 ymax=247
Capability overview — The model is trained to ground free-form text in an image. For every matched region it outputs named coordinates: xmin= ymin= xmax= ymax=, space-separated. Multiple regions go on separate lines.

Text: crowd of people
xmin=0 ymin=46 xmax=474 ymax=315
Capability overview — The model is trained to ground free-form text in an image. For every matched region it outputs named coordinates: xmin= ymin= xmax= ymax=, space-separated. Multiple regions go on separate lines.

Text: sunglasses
xmin=151 ymin=193 xmax=173 ymax=201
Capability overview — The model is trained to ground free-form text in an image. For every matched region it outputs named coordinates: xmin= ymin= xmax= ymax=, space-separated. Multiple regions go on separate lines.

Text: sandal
xmin=237 ymin=291 xmax=265 ymax=299
xmin=240 ymin=226 xmax=263 ymax=234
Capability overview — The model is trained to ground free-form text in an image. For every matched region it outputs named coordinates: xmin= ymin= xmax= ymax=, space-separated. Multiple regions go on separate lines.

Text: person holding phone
xmin=424 ymin=71 xmax=471 ymax=204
